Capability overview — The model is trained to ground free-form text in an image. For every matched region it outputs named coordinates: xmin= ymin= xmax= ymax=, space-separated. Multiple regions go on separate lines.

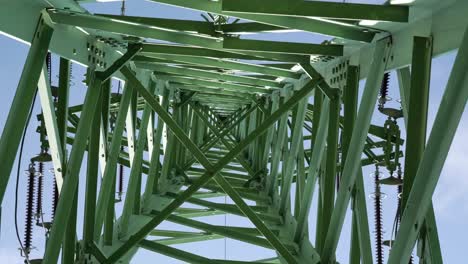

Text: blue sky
xmin=1 ymin=1 xmax=468 ymax=263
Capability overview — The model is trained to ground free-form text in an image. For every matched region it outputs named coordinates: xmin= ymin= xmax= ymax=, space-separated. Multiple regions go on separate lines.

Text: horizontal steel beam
xmin=134 ymin=55 xmax=300 ymax=79
xmin=154 ymin=74 xmax=273 ymax=94
xmin=149 ymin=0 xmax=376 ymax=42
xmin=222 ymin=0 xmax=409 ymax=22
xmin=223 ymin=37 xmax=344 ymax=56
xmin=137 ymin=63 xmax=283 ymax=88
xmin=46 ymin=9 xmax=223 ymax=48
xmin=96 ymin=14 xmax=216 ymax=35
xmin=140 ymin=43 xmax=264 ymax=61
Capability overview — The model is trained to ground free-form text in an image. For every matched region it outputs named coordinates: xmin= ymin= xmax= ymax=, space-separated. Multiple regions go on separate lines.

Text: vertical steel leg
xmin=142 ymin=83 xmax=169 ymax=209
xmin=294 ymin=98 xmax=330 ymax=244
xmin=94 ymin=82 xmax=133 ymax=241
xmin=398 ymin=36 xmax=443 ymax=264
xmin=397 ymin=66 xmax=411 ymax=128
xmin=319 ymin=93 xmax=340 ymax=251
xmin=313 ymin=88 xmax=324 ymax=250
xmin=279 ymin=95 xmax=309 ymax=215
xmin=322 ymin=38 xmax=391 ymax=263
xmin=387 ymin=30 xmax=468 ymax=262
xmin=267 ymin=90 xmax=291 ymax=200
xmin=56 ymin=59 xmax=73 ymax=264
xmin=0 ymin=17 xmax=53 ymax=203
xmin=344 ymin=66 xmax=373 ymax=264
xmin=43 ymin=72 xmax=103 ymax=264
xmin=82 ymin=80 xmax=106 ymax=249
xmin=120 ymin=78 xmax=157 ymax=238
xmin=37 ymin=65 xmax=65 ymax=192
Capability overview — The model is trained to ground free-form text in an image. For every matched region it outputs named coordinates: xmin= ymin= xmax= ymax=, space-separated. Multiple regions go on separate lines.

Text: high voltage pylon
xmin=0 ymin=0 xmax=467 ymax=263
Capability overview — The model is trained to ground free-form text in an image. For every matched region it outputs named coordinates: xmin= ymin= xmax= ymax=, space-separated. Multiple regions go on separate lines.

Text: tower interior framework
xmin=0 ymin=0 xmax=467 ymax=263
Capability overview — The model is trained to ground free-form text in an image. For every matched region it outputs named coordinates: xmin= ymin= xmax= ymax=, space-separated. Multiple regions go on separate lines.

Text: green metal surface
xmin=388 ymin=24 xmax=468 ymax=263
xmin=0 ymin=0 xmax=466 ymax=263
xmin=222 ymin=0 xmax=409 ymax=22
xmin=0 ymin=17 xmax=53 ymax=203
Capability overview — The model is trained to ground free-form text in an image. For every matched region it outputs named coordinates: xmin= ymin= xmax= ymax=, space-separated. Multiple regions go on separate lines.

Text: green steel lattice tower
xmin=0 ymin=0 xmax=467 ymax=263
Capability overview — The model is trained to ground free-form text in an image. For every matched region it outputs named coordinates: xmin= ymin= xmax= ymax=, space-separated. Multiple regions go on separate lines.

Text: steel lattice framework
xmin=0 ymin=0 xmax=467 ymax=263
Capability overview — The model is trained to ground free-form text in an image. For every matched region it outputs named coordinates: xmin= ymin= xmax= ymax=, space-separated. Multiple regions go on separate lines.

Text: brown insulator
xmin=24 ymin=163 xmax=36 ymax=253
xmin=52 ymin=174 xmax=58 ymax=220
xmin=395 ymin=168 xmax=413 ymax=264
xmin=374 ymin=167 xmax=384 ymax=264
xmin=378 ymin=72 xmax=390 ymax=110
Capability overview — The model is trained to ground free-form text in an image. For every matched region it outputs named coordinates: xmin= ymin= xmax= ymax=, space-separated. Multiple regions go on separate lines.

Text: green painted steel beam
xmin=37 ymin=65 xmax=66 ymax=191
xmin=312 ymin=88 xmax=324 ymax=251
xmin=141 ymin=43 xmax=310 ymax=63
xmin=346 ymin=66 xmax=361 ymax=264
xmin=134 ymin=55 xmax=300 ymax=79
xmin=222 ymin=0 xmax=409 ymax=22
xmin=242 ymin=74 xmax=282 ymax=81
xmin=221 ymin=22 xmax=288 ymax=34
xmin=139 ymin=239 xmax=213 ymax=264
xmin=140 ymin=238 xmax=273 ymax=264
xmin=175 ymin=195 xmax=276 ymax=222
xmin=397 ymin=67 xmax=411 ymax=127
xmin=96 ymin=14 xmax=216 ymax=35
xmin=140 ymin=82 xmax=167 ymax=209
xmin=320 ymin=95 xmax=340 ymax=251
xmin=300 ymin=63 xmax=340 ymax=99
xmin=57 ymin=58 xmax=71 ymax=155
xmin=43 ymin=73 xmax=103 ymax=264
xmin=150 ymin=234 xmax=222 ymax=246
xmin=192 ymin=105 xmax=256 ymax=176
xmin=149 ymin=229 xmax=214 ymax=238
xmin=386 ymin=30 xmax=467 ymax=262
xmin=183 ymin=104 xmax=259 ymax=170
xmin=149 ymin=0 xmax=376 ymax=42
xmin=100 ymin=80 xmax=112 ymax=244
xmin=137 ymin=62 xmax=283 ymax=88
xmin=223 ymin=37 xmax=343 ymax=57
xmin=321 ymin=39 xmax=390 ymax=263
xmin=106 ymin=74 xmax=320 ymax=263
xmin=400 ymin=36 xmax=432 ymax=219
xmin=0 ymin=17 xmax=53 ymax=204
xmin=267 ymin=91 xmax=290 ymax=198
xmin=400 ymin=36 xmax=437 ymax=263
xmin=199 ymin=103 xmax=244 ymax=110
xmin=97 ymin=43 xmax=142 ymax=81
xmin=82 ymin=77 xmax=103 ymax=249
xmin=261 ymin=93 xmax=279 ymax=171
xmin=167 ymin=102 xmax=295 ymax=260
xmin=120 ymin=78 xmax=158 ymax=237
xmin=279 ymin=96 xmax=309 ymax=215
xmin=46 ymin=9 xmax=223 ymax=49
xmin=199 ymin=94 xmax=270 ymax=104
xmin=294 ymin=98 xmax=330 ymax=244
xmin=94 ymin=81 xmax=134 ymax=241
xmin=343 ymin=66 xmax=373 ymax=264
xmin=397 ymin=39 xmax=442 ymax=263
xmin=37 ymin=60 xmax=75 ymax=263
xmin=163 ymin=214 xmax=284 ymax=250
xmin=140 ymin=43 xmax=264 ymax=61
xmin=388 ymin=25 xmax=468 ymax=262
xmin=154 ymin=74 xmax=272 ymax=94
